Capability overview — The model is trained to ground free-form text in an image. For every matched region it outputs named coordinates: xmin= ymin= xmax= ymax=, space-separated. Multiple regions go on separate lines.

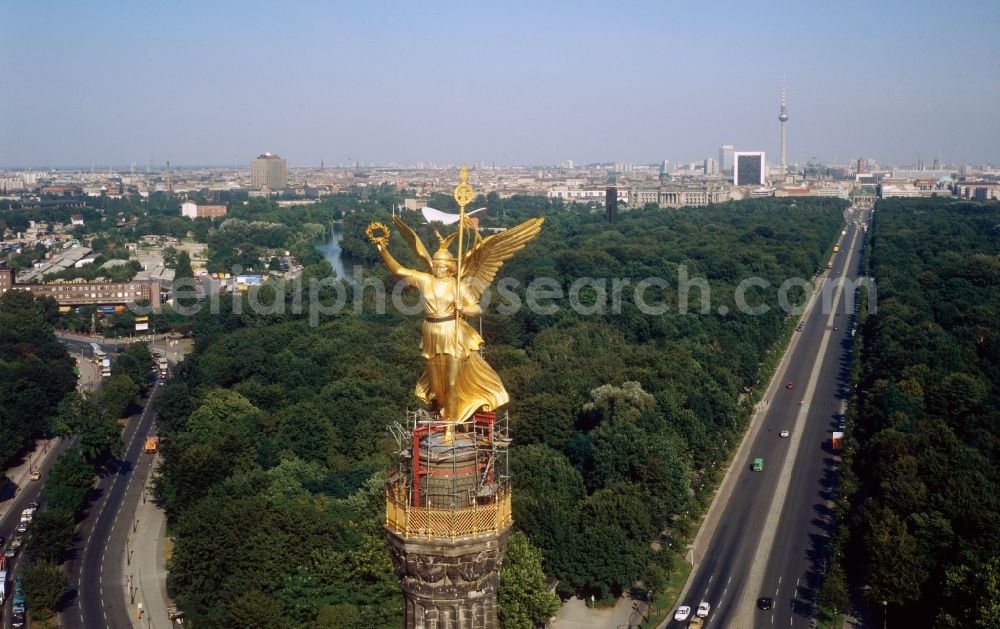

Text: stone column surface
xmin=387 ymin=526 xmax=511 ymax=629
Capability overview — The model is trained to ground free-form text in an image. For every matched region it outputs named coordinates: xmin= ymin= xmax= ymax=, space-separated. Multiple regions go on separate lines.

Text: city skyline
xmin=3 ymin=1 xmax=999 ymax=168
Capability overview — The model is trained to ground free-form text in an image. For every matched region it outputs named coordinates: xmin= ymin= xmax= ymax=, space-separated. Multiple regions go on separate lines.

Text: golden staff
xmin=447 ymin=164 xmax=474 ymax=433
xmin=453 ymin=163 xmax=474 ymax=330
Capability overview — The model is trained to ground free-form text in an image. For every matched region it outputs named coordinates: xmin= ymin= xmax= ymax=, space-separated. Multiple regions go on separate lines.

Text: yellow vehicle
xmin=144 ymin=437 xmax=159 ymax=453
xmin=833 ymin=245 xmax=840 ymax=253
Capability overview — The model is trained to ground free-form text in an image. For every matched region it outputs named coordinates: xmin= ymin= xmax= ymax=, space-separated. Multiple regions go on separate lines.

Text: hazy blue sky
xmin=3 ymin=1 xmax=998 ymax=168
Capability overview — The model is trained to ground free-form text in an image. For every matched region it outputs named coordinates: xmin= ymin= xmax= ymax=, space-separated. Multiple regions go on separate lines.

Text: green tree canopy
xmin=499 ymin=531 xmax=560 ymax=629
xmin=22 ymin=560 xmax=68 ymax=621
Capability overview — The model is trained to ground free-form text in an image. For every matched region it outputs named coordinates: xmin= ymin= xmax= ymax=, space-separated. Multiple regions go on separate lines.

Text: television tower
xmin=778 ymin=78 xmax=789 ymax=172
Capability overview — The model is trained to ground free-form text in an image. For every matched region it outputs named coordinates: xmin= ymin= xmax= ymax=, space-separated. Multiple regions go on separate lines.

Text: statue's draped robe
xmin=397 ymin=268 xmax=508 ymax=421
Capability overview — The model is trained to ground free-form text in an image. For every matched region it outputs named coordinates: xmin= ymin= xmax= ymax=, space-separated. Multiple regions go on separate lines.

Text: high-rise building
xmin=703 ymin=158 xmax=719 ymax=176
xmin=719 ymin=145 xmax=735 ymax=175
xmin=250 ymin=152 xmax=288 ymax=190
xmin=778 ymin=79 xmax=789 ymax=171
xmin=734 ymin=151 xmax=766 ymax=186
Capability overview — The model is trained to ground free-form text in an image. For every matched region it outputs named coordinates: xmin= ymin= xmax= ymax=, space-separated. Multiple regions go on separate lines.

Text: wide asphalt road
xmin=62 ymin=379 xmax=162 ymax=629
xmin=668 ymin=210 xmax=866 ymax=629
xmin=753 ymin=213 xmax=867 ymax=629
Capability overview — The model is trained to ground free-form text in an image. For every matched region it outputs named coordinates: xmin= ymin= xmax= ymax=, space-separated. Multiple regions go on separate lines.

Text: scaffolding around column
xmin=386 ymin=409 xmax=512 ymax=540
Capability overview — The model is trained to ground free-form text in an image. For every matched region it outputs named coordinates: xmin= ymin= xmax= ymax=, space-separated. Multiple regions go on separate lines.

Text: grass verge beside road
xmin=638 ymin=558 xmax=692 ymax=628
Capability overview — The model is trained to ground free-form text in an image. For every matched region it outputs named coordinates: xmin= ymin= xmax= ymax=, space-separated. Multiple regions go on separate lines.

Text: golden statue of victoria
xmin=369 ymin=165 xmax=543 ymax=423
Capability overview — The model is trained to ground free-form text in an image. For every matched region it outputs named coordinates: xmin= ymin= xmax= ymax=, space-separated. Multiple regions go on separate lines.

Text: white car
xmin=674 ymin=605 xmax=692 ymax=621
xmin=697 ymin=601 xmax=711 ymax=617
xmin=779 ymin=430 xmax=790 ymax=438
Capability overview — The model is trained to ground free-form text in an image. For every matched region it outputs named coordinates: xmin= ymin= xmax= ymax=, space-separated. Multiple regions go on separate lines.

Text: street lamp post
xmin=882 ymin=600 xmax=887 ymax=629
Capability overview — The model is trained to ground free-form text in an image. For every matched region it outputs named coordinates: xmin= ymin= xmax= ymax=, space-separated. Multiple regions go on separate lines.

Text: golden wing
xmin=461 ymin=217 xmax=544 ymax=301
xmin=392 ymin=216 xmax=433 ymax=271
xmin=438 ymin=230 xmax=460 ymax=252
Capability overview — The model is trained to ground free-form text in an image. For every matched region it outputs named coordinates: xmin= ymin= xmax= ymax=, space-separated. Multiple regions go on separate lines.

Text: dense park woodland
xmin=832 ymin=198 xmax=1000 ymax=627
xmin=0 ymin=292 xmax=75 ymax=470
xmin=153 ymin=194 xmax=846 ymax=627
xmin=0 ymin=289 xmax=146 ymax=621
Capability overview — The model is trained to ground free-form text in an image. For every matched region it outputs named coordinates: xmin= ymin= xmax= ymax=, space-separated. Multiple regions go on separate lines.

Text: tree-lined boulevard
xmin=5 ymin=192 xmax=998 ymax=629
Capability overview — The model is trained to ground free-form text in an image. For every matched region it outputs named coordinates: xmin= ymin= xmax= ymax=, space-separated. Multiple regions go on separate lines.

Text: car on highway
xmin=697 ymin=601 xmax=711 ymax=617
xmin=752 ymin=457 xmax=764 ymax=472
xmin=674 ymin=605 xmax=692 ymax=621
xmin=757 ymin=597 xmax=774 ymax=610
xmin=786 ymin=382 xmax=794 ymax=389
xmin=779 ymin=430 xmax=790 ymax=438
xmin=15 ymin=521 xmax=28 ymax=533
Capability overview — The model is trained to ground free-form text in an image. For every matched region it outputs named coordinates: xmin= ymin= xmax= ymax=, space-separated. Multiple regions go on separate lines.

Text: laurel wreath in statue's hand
xmin=366 ymin=221 xmax=390 ymax=247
